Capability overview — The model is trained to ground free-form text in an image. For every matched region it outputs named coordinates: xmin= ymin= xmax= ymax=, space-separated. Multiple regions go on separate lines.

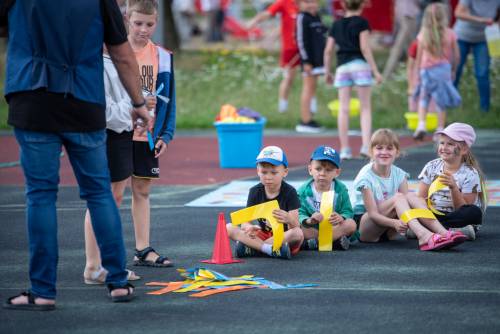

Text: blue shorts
xmin=334 ymin=59 xmax=373 ymax=88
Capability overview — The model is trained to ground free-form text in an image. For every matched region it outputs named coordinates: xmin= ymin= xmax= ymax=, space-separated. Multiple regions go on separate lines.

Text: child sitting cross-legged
xmin=353 ymin=129 xmax=467 ymax=251
xmin=226 ymin=146 xmax=304 ymax=259
xmin=298 ymin=145 xmax=357 ymax=250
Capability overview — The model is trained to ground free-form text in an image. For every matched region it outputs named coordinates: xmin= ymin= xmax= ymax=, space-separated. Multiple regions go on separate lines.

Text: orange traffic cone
xmin=201 ymin=212 xmax=242 ymax=264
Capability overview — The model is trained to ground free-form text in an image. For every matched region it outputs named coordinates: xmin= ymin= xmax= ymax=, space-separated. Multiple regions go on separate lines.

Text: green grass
xmin=1 ymin=49 xmax=499 ymax=130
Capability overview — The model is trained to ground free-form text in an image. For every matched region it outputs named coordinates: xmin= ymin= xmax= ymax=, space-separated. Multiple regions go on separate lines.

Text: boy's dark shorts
xmin=106 ymin=129 xmax=133 ymax=183
xmin=133 ymin=141 xmax=159 ymax=179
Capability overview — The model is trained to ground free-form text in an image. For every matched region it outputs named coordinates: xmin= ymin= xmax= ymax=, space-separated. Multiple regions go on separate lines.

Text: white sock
xmin=279 ymin=99 xmax=288 ymax=113
xmin=260 ymin=243 xmax=272 ymax=255
xmin=417 ymin=120 xmax=426 ymax=130
xmin=310 ymin=96 xmax=317 ymax=113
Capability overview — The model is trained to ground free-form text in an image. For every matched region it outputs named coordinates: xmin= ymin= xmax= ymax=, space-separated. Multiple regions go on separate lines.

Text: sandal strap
xmin=107 ymin=282 xmax=134 ymax=295
xmin=8 ymin=291 xmax=35 ymax=304
xmin=135 ymin=246 xmax=155 ymax=260
xmin=155 ymin=255 xmax=169 ymax=264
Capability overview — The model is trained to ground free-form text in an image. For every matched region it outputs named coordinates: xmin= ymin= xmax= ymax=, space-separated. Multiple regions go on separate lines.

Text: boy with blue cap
xmin=226 ymin=146 xmax=304 ymax=259
xmin=298 ymin=145 xmax=357 ymax=250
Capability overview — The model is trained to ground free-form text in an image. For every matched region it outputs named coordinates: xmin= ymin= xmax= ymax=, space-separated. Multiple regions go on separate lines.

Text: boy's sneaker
xmin=301 ymin=238 xmax=319 ymax=250
xmin=451 ymin=225 xmax=476 ymax=241
xmin=295 ymin=120 xmax=324 ymax=133
xmin=235 ymin=241 xmax=257 ymax=258
xmin=340 ymin=147 xmax=353 ymax=160
xmin=332 ymin=236 xmax=350 ymax=250
xmin=271 ymin=243 xmax=292 ymax=259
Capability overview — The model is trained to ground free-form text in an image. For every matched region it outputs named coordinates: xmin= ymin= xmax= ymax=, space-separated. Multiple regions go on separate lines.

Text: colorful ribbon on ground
xmin=230 ymin=200 xmax=284 ymax=251
xmin=318 ymin=190 xmax=334 ymax=251
xmin=145 ymin=268 xmax=318 ymax=298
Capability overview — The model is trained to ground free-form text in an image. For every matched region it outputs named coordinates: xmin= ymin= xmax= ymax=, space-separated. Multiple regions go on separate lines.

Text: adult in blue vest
xmin=1 ymin=0 xmax=152 ymax=310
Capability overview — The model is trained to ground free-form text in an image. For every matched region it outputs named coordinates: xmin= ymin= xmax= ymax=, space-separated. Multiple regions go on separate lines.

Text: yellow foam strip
xmin=400 ymin=208 xmax=436 ymax=224
xmin=205 ymin=280 xmax=261 ymax=287
xmin=230 ymin=200 xmax=284 ymax=251
xmin=318 ymin=191 xmax=334 ymax=252
xmin=428 ymin=178 xmax=447 ymax=216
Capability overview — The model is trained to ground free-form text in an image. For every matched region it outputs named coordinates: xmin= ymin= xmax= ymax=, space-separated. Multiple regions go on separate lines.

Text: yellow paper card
xmin=318 ymin=190 xmax=334 ymax=252
xmin=230 ymin=200 xmax=284 ymax=251
xmin=400 ymin=208 xmax=436 ymax=224
xmin=428 ymin=178 xmax=447 ymax=215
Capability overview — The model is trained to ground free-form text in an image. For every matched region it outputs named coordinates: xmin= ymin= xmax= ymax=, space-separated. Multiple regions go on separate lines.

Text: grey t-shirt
xmin=453 ymin=0 xmax=500 ymax=43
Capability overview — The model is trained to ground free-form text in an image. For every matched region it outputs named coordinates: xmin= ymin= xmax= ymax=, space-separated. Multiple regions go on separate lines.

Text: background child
xmin=353 ymin=129 xmax=465 ymax=251
xmin=298 ymin=145 xmax=357 ymax=250
xmin=324 ymin=0 xmax=382 ymax=160
xmin=226 ymin=146 xmax=304 ymax=259
xmin=295 ymin=0 xmax=327 ymax=133
xmin=407 ymin=39 xmax=437 ymax=115
xmin=413 ymin=3 xmax=461 ymax=141
xmin=84 ymin=0 xmax=176 ymax=275
xmin=417 ymin=122 xmax=485 ymax=241
xmin=247 ymin=0 xmax=303 ymax=114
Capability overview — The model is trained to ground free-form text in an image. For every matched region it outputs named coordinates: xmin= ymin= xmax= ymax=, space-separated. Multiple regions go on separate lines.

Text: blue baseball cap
xmin=310 ymin=145 xmax=341 ymax=168
xmin=256 ymin=146 xmax=288 ymax=167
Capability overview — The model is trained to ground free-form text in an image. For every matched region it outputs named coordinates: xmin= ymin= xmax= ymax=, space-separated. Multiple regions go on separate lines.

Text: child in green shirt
xmin=298 ymin=145 xmax=357 ymax=250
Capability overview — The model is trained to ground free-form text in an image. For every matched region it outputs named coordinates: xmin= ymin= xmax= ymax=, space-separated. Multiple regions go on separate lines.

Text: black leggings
xmin=436 ymin=205 xmax=483 ymax=228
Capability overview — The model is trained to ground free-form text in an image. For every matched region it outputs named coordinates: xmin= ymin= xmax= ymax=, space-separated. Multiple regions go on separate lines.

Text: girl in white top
xmin=418 ymin=122 xmax=485 ymax=238
xmin=353 ymin=129 xmax=465 ymax=251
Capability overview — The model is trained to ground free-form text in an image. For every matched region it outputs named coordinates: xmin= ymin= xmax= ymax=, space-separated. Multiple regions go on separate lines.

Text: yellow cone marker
xmin=318 ymin=191 xmax=334 ymax=252
xmin=230 ymin=200 xmax=284 ymax=251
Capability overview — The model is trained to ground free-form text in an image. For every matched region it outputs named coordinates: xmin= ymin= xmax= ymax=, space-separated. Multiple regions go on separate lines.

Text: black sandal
xmin=107 ymin=283 xmax=134 ymax=303
xmin=3 ymin=291 xmax=55 ymax=311
xmin=133 ymin=246 xmax=174 ymax=267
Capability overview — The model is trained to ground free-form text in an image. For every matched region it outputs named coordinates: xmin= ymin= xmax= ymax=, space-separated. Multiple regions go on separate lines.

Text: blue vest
xmin=5 ymin=0 xmax=105 ymax=106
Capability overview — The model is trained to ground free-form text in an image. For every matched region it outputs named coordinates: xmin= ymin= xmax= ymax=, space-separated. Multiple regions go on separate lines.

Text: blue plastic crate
xmin=214 ymin=118 xmax=266 ymax=168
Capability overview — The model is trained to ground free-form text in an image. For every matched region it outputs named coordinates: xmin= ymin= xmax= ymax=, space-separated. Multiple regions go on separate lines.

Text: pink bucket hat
xmin=435 ymin=122 xmax=476 ymax=147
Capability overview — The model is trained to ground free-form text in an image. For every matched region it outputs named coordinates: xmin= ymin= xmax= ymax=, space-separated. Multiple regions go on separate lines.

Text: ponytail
xmin=463 ymin=149 xmax=487 ymax=211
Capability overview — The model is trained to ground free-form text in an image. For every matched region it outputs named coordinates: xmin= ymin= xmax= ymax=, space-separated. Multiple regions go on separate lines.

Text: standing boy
xmin=85 ymin=0 xmax=176 ymax=273
xmin=226 ymin=146 xmax=304 ymax=259
xmin=298 ymin=146 xmax=357 ymax=250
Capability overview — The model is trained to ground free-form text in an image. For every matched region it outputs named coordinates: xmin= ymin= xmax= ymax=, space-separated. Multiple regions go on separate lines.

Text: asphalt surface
xmin=0 ymin=130 xmax=499 ymax=334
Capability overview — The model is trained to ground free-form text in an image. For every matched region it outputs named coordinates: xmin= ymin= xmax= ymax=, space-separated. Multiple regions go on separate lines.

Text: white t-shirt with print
xmin=418 ymin=158 xmax=482 ymax=212
xmin=353 ymin=163 xmax=409 ymax=215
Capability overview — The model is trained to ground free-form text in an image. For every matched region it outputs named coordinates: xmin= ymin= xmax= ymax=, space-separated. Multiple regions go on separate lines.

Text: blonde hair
xmin=460 ymin=144 xmax=487 ymax=210
xmin=370 ymin=128 xmax=400 ymax=153
xmin=420 ymin=3 xmax=448 ymax=58
xmin=127 ymin=0 xmax=158 ymax=16
xmin=343 ymin=0 xmax=365 ymax=11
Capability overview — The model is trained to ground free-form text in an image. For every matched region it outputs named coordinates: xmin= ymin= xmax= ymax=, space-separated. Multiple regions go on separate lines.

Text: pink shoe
xmin=441 ymin=230 xmax=467 ymax=249
xmin=419 ymin=233 xmax=454 ymax=251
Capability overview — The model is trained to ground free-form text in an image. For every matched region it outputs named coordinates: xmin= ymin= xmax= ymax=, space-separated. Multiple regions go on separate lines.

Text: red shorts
xmin=280 ymin=48 xmax=300 ymax=68
xmin=256 ymin=230 xmax=301 ymax=256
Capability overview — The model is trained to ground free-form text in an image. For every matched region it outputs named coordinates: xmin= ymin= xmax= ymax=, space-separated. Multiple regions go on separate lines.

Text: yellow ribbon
xmin=230 ymin=200 xmax=284 ymax=251
xmin=400 ymin=208 xmax=436 ymax=224
xmin=427 ymin=178 xmax=447 ymax=215
xmin=318 ymin=190 xmax=334 ymax=252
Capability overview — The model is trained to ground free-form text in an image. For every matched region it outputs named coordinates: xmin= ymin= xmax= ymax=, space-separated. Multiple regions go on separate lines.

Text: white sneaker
xmin=295 ymin=120 xmax=324 ymax=133
xmin=451 ymin=225 xmax=476 ymax=241
xmin=340 ymin=147 xmax=352 ymax=160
